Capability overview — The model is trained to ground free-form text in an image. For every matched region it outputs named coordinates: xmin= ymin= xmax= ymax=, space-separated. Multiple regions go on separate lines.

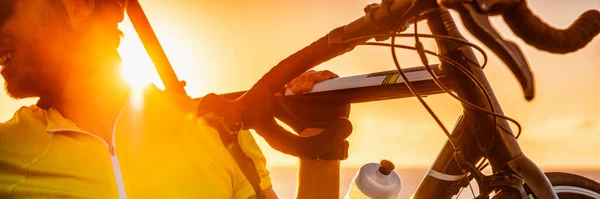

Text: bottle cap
xmin=378 ymin=159 xmax=395 ymax=175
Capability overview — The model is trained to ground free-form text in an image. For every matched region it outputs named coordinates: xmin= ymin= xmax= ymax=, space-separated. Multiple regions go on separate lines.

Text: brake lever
xmin=440 ymin=0 xmax=535 ymax=100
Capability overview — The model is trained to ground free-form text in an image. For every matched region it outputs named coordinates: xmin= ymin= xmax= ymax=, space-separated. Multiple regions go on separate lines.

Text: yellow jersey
xmin=0 ymin=87 xmax=272 ymax=198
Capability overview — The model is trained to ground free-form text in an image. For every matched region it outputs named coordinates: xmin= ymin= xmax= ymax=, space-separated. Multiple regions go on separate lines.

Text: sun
xmin=116 ymin=12 xmax=174 ymax=109
xmin=116 ymin=11 xmax=208 ymax=97
xmin=117 ymin=10 xmax=213 ymax=107
xmin=117 ymin=14 xmax=163 ymax=91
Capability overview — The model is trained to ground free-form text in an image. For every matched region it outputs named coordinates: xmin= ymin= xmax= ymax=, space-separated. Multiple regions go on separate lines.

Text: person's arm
xmin=235 ymin=129 xmax=279 ymax=199
xmin=248 ymin=70 xmax=341 ymax=199
xmin=285 ymin=70 xmax=342 ymax=199
xmin=246 ymin=129 xmax=340 ymax=199
xmin=247 ymin=187 xmax=279 ymax=199
xmin=295 ymin=128 xmax=341 ymax=199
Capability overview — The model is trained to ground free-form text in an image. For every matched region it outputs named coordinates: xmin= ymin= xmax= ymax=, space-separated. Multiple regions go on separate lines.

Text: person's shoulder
xmin=0 ymin=105 xmax=47 ymax=131
xmin=139 ymin=84 xmax=199 ymax=112
xmin=0 ymin=105 xmax=49 ymax=146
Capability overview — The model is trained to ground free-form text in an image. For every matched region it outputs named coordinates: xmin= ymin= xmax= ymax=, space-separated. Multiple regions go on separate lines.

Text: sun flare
xmin=116 ymin=11 xmax=209 ymax=98
xmin=117 ymin=14 xmax=162 ymax=91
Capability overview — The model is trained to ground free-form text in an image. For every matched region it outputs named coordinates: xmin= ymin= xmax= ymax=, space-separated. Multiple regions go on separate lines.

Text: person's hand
xmin=198 ymin=68 xmax=350 ymax=161
xmin=286 ymin=70 xmax=339 ymax=94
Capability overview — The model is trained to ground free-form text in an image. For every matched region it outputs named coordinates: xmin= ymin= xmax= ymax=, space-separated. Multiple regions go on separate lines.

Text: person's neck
xmin=53 ymin=51 xmax=130 ymax=144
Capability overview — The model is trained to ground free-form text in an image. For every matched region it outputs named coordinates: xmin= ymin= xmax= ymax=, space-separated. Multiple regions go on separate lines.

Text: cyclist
xmin=0 ymin=0 xmax=338 ymax=198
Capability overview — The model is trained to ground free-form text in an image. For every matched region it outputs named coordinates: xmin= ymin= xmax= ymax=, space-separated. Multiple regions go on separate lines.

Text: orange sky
xmin=1 ymin=0 xmax=599 ymax=168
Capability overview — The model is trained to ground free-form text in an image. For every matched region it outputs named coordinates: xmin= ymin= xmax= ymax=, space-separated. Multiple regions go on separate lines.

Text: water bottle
xmin=344 ymin=160 xmax=401 ymax=199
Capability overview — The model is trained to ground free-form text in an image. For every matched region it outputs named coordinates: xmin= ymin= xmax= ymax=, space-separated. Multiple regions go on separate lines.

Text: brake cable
xmin=412 ymin=11 xmax=485 ymax=197
xmin=343 ymin=33 xmax=489 ymax=69
xmin=385 ymin=9 xmax=527 ymax=184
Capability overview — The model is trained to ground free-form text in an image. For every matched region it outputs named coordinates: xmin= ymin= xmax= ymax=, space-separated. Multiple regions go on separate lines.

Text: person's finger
xmin=314 ymin=70 xmax=339 ymax=82
xmin=286 ymin=78 xmax=298 ymax=88
xmin=292 ymin=83 xmax=302 ymax=94
xmin=300 ymin=80 xmax=317 ymax=93
xmin=305 ymin=71 xmax=319 ymax=82
xmin=289 ymin=70 xmax=322 ymax=93
xmin=290 ymin=85 xmax=297 ymax=94
xmin=302 ymin=70 xmax=317 ymax=82
xmin=296 ymin=72 xmax=318 ymax=93
xmin=287 ymin=70 xmax=309 ymax=88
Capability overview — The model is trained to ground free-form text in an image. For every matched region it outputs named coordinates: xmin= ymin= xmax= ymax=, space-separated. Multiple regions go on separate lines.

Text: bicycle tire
xmin=491 ymin=172 xmax=600 ymax=199
xmin=536 ymin=172 xmax=600 ymax=199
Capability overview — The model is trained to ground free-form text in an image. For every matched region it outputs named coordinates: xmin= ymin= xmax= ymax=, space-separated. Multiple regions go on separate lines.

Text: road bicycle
xmin=126 ymin=0 xmax=600 ymax=198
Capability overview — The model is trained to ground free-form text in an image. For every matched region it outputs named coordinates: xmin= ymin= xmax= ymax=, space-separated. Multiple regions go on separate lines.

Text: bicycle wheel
xmin=534 ymin=172 xmax=600 ymax=199
xmin=492 ymin=172 xmax=600 ymax=199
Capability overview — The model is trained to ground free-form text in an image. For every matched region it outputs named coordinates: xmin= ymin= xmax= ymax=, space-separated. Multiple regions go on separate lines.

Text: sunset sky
xmin=1 ymin=0 xmax=599 ymax=169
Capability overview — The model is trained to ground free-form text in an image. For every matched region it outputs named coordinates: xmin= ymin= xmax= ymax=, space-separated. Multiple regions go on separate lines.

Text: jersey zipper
xmin=48 ymin=105 xmax=128 ymax=199
xmin=48 ymin=129 xmax=127 ymax=198
xmin=110 ymin=105 xmax=128 ymax=199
